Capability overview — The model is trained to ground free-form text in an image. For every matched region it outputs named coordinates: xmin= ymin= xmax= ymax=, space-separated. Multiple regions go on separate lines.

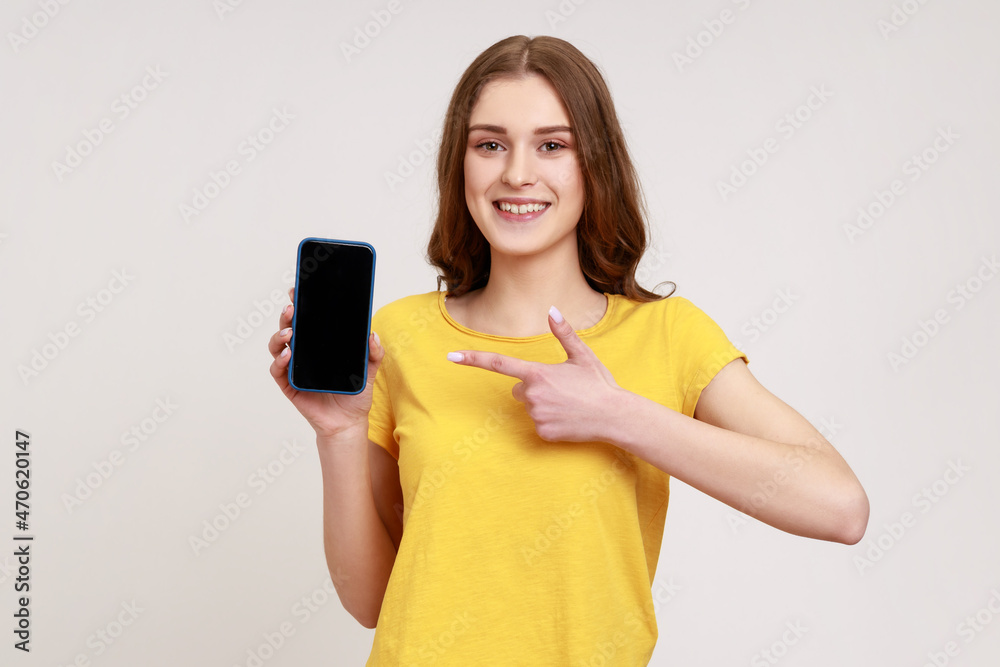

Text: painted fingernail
xmin=447 ymin=352 xmax=464 ymax=362
xmin=282 ymin=305 xmax=290 ymax=315
xmin=280 ymin=346 xmax=289 ymax=357
xmin=373 ymin=331 xmax=381 ymax=346
xmin=549 ymin=306 xmax=564 ymax=323
xmin=280 ymin=327 xmax=291 ymax=337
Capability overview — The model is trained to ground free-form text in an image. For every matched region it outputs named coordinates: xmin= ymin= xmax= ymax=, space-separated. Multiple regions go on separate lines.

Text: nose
xmin=501 ymin=146 xmax=536 ymax=187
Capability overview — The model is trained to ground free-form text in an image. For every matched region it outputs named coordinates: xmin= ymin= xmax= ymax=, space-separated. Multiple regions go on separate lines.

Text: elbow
xmin=347 ymin=592 xmax=386 ymax=630
xmin=831 ymin=483 xmax=870 ymax=545
xmin=348 ymin=602 xmax=381 ymax=630
xmin=328 ymin=563 xmax=389 ymax=629
xmin=357 ymin=613 xmax=379 ymax=630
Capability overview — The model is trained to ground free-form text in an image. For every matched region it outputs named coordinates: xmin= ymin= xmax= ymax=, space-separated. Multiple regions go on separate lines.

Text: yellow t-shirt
xmin=366 ymin=291 xmax=747 ymax=666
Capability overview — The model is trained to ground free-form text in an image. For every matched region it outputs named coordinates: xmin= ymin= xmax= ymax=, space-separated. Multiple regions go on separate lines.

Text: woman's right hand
xmin=268 ymin=288 xmax=385 ymax=438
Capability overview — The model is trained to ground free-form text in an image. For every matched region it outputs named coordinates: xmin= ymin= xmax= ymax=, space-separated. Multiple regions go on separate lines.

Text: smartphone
xmin=288 ymin=238 xmax=376 ymax=394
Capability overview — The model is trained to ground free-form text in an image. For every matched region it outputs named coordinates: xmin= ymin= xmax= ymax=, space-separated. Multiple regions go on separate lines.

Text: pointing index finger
xmin=447 ymin=350 xmax=533 ymax=380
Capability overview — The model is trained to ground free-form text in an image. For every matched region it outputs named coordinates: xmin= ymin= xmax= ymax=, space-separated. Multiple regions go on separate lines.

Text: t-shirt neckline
xmin=438 ymin=290 xmax=617 ymax=342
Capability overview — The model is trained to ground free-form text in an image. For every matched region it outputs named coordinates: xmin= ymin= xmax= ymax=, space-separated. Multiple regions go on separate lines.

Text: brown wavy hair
xmin=427 ymin=35 xmax=673 ymax=302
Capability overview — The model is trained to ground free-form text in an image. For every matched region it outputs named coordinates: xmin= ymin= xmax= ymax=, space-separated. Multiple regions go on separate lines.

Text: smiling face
xmin=463 ymin=73 xmax=586 ymax=261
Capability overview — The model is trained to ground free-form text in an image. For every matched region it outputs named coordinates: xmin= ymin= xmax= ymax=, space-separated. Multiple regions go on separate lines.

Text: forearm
xmin=605 ymin=390 xmax=868 ymax=544
xmin=316 ymin=426 xmax=397 ymax=628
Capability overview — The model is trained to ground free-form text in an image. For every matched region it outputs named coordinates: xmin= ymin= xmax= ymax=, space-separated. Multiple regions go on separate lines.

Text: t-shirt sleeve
xmin=669 ymin=297 xmax=749 ymax=417
xmin=367 ymin=308 xmax=399 ymax=460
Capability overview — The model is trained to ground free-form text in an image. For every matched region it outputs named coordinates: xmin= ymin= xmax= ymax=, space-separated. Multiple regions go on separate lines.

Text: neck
xmin=464 ymin=239 xmax=607 ymax=337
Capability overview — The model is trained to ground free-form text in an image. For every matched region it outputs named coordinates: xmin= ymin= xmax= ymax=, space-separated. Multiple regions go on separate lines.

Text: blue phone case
xmin=288 ymin=237 xmax=376 ymax=395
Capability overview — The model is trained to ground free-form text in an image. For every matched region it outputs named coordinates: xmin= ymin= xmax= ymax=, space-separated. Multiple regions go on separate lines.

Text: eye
xmin=540 ymin=141 xmax=566 ymax=152
xmin=475 ymin=140 xmax=503 ymax=152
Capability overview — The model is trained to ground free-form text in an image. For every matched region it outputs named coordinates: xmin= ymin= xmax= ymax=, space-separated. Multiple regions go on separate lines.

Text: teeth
xmin=498 ymin=202 xmax=547 ymax=214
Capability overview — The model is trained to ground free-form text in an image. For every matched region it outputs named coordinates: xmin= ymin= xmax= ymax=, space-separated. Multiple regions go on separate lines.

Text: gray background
xmin=2 ymin=0 xmax=998 ymax=665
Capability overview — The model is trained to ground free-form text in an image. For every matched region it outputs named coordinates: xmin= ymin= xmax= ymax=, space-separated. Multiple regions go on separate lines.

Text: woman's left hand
xmin=446 ymin=306 xmax=625 ymax=443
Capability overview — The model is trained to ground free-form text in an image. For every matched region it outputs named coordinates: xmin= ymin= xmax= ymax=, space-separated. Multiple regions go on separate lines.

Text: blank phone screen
xmin=289 ymin=239 xmax=375 ymax=393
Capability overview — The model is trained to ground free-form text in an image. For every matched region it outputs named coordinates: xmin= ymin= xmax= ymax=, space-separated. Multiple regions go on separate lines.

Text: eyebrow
xmin=468 ymin=124 xmax=573 ymax=135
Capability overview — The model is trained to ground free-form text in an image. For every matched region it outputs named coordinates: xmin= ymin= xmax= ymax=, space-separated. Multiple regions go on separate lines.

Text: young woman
xmin=268 ymin=35 xmax=869 ymax=666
